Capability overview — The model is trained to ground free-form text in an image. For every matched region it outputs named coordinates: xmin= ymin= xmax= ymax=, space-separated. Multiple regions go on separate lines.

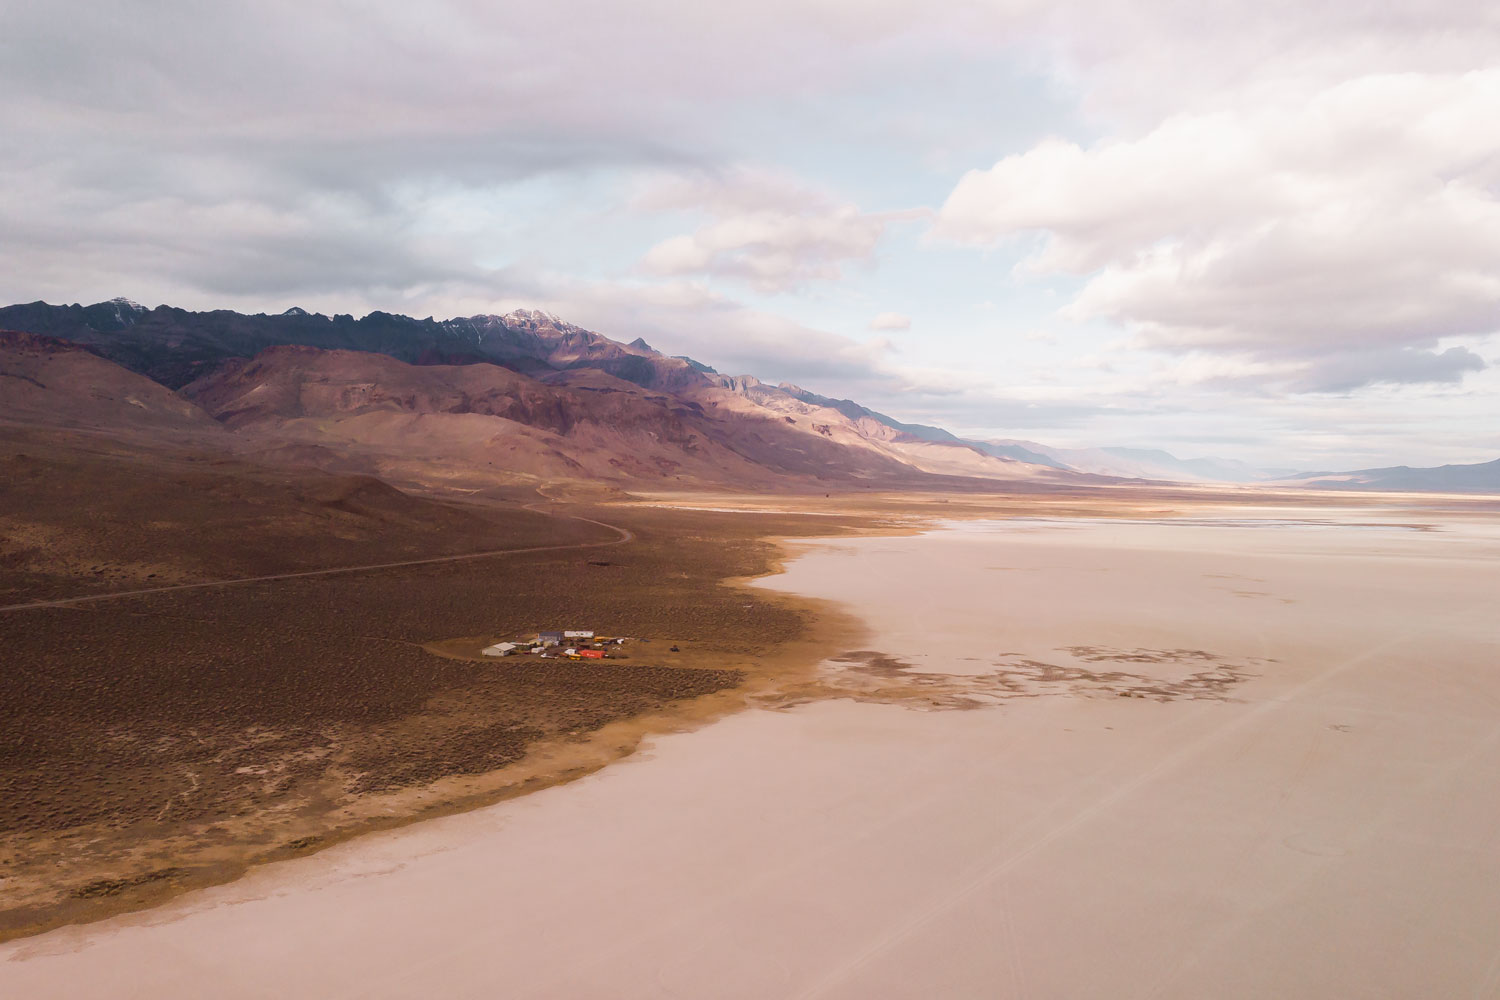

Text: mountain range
xmin=0 ymin=300 xmax=1085 ymax=491
xmin=1281 ymin=459 xmax=1500 ymax=493
xmin=2 ymin=298 xmax=1496 ymax=494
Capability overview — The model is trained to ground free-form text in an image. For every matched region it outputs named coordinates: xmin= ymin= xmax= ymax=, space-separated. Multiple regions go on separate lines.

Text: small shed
xmin=482 ymin=642 xmax=518 ymax=657
xmin=537 ymin=631 xmax=564 ymax=646
xmin=564 ymin=630 xmax=595 ymax=640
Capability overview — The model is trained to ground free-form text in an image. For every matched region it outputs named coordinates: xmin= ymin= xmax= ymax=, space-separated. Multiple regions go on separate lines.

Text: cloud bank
xmin=2 ymin=0 xmax=1497 ymax=466
xmin=936 ymin=68 xmax=1500 ymax=390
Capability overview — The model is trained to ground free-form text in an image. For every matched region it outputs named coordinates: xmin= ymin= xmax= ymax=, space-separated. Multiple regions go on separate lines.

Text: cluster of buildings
xmin=482 ymin=629 xmax=631 ymax=660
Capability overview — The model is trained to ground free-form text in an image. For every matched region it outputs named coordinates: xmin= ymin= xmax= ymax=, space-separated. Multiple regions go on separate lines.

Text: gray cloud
xmin=1289 ymin=346 xmax=1487 ymax=394
xmin=0 ymin=0 xmax=990 ymax=314
xmin=4 ymin=0 xmax=1500 ymax=469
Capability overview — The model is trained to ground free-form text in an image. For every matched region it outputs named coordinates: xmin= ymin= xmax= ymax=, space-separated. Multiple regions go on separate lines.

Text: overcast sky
xmin=4 ymin=1 xmax=1498 ymax=469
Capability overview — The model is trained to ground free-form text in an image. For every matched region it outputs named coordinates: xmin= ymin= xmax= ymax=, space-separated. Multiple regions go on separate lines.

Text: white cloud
xmin=638 ymin=170 xmax=897 ymax=293
xmin=935 ymin=68 xmax=1500 ymax=388
xmin=869 ymin=312 xmax=911 ymax=331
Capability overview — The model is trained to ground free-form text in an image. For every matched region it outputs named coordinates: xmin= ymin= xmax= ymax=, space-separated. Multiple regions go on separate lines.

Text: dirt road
xmin=0 ymin=507 xmax=632 ymax=613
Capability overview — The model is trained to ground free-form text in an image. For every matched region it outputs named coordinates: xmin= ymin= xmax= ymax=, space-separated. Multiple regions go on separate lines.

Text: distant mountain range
xmin=2 ymin=298 xmax=1495 ymax=494
xmin=1280 ymin=459 xmax=1500 ymax=493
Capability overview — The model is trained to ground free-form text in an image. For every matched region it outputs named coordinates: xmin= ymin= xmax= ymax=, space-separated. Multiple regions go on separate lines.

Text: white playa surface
xmin=5 ymin=508 xmax=1500 ymax=998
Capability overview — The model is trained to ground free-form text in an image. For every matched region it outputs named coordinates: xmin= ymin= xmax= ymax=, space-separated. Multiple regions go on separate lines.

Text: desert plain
xmin=4 ymin=486 xmax=1498 ymax=998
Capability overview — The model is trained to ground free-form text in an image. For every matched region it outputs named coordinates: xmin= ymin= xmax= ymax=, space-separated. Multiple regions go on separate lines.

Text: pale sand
xmin=4 ymin=506 xmax=1500 ymax=998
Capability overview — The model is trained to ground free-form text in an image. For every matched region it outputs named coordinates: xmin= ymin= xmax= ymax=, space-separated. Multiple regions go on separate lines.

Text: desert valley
xmin=8 ymin=8 xmax=1500 ymax=997
xmin=1 ymin=297 xmax=1498 ymax=996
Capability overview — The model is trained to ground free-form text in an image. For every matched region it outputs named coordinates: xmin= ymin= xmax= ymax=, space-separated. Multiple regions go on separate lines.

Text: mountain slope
xmin=0 ymin=330 xmax=223 ymax=439
xmin=771 ymin=384 xmax=1278 ymax=480
xmin=710 ymin=378 xmax=1073 ymax=482
xmin=179 ymin=346 xmax=937 ymax=487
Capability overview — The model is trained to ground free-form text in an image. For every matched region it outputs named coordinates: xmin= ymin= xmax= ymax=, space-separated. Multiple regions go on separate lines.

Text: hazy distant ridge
xmin=1282 ymin=458 xmax=1500 ymax=493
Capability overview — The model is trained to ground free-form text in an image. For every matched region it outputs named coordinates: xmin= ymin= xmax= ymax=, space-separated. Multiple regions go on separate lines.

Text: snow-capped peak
xmin=500 ymin=307 xmax=566 ymax=327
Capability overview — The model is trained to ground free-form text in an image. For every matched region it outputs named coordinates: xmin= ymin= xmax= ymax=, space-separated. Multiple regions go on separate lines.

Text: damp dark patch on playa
xmin=794 ymin=651 xmax=996 ymax=711
xmin=832 ymin=650 xmax=924 ymax=678
xmin=776 ymin=645 xmax=1265 ymax=712
xmin=1002 ymin=646 xmax=1267 ymax=702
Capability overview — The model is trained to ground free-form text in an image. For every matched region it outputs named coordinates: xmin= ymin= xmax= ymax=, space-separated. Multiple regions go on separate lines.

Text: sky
xmin=3 ymin=1 xmax=1498 ymax=470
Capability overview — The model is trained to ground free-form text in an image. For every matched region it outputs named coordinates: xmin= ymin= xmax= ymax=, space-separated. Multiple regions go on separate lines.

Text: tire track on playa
xmin=0 ymin=503 xmax=632 ymax=614
xmin=790 ymin=628 xmax=1425 ymax=1000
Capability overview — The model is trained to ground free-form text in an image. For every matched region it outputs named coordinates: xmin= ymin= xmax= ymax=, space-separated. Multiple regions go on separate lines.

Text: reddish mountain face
xmin=0 ymin=331 xmax=222 ymax=439
xmin=178 ymin=345 xmax=928 ymax=487
xmin=186 ymin=345 xmax=610 ymax=434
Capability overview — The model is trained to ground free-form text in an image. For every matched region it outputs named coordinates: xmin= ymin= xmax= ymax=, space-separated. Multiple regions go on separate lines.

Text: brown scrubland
xmin=0 ymin=429 xmax=894 ymax=939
